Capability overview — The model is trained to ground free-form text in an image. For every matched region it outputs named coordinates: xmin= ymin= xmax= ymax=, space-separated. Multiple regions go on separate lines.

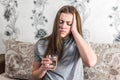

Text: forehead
xmin=59 ymin=13 xmax=73 ymax=21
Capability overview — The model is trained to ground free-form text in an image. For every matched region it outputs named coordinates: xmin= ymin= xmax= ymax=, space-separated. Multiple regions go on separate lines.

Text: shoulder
xmin=34 ymin=39 xmax=48 ymax=56
xmin=36 ymin=38 xmax=49 ymax=47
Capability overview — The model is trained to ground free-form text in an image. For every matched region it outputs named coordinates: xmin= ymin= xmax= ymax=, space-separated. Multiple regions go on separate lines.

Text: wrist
xmin=38 ymin=67 xmax=47 ymax=78
xmin=39 ymin=67 xmax=47 ymax=72
xmin=72 ymin=30 xmax=79 ymax=36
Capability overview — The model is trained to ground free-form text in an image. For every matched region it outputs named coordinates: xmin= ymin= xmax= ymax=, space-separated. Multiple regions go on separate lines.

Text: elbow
xmin=88 ymin=60 xmax=97 ymax=68
xmin=87 ymin=56 xmax=97 ymax=68
xmin=32 ymin=72 xmax=36 ymax=80
xmin=32 ymin=73 xmax=40 ymax=80
xmin=32 ymin=71 xmax=39 ymax=80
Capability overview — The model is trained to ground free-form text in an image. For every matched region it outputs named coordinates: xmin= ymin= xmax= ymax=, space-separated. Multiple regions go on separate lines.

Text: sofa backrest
xmin=84 ymin=42 xmax=120 ymax=80
xmin=4 ymin=40 xmax=120 ymax=80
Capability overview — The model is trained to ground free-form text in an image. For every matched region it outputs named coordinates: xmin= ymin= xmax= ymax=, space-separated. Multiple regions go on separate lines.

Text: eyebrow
xmin=59 ymin=19 xmax=72 ymax=23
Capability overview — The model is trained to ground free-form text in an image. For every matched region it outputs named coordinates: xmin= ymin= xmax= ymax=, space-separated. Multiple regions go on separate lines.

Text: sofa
xmin=0 ymin=40 xmax=120 ymax=80
xmin=0 ymin=40 xmax=35 ymax=80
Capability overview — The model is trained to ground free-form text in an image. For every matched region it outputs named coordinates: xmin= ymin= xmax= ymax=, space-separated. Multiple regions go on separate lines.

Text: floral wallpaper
xmin=31 ymin=0 xmax=48 ymax=39
xmin=109 ymin=0 xmax=120 ymax=43
xmin=1 ymin=0 xmax=19 ymax=40
xmin=0 ymin=0 xmax=119 ymax=54
xmin=30 ymin=0 xmax=90 ymax=40
xmin=0 ymin=0 xmax=90 ymax=40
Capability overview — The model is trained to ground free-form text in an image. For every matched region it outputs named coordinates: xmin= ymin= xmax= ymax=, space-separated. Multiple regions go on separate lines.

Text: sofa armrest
xmin=0 ymin=54 xmax=5 ymax=74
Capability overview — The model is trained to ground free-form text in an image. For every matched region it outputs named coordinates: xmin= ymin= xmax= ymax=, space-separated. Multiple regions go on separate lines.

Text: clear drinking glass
xmin=47 ymin=55 xmax=57 ymax=70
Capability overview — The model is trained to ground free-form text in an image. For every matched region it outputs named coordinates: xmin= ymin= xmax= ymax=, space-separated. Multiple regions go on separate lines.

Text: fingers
xmin=41 ymin=64 xmax=54 ymax=71
xmin=41 ymin=58 xmax=52 ymax=64
xmin=71 ymin=13 xmax=77 ymax=32
xmin=41 ymin=58 xmax=54 ymax=71
xmin=73 ymin=13 xmax=76 ymax=24
xmin=71 ymin=13 xmax=76 ymax=27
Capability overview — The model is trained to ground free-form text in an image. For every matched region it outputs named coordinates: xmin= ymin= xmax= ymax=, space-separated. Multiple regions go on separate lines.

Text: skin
xmin=40 ymin=13 xmax=73 ymax=71
xmin=32 ymin=13 xmax=97 ymax=80
xmin=59 ymin=13 xmax=73 ymax=38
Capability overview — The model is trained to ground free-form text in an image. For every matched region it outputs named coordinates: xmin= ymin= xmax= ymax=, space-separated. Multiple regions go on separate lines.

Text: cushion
xmin=84 ymin=42 xmax=120 ymax=80
xmin=0 ymin=73 xmax=16 ymax=80
xmin=5 ymin=40 xmax=35 ymax=80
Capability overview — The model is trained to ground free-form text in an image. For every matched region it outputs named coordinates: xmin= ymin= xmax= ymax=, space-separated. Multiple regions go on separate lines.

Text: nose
xmin=60 ymin=22 xmax=66 ymax=29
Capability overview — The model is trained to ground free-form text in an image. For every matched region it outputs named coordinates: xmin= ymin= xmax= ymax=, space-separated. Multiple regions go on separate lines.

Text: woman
xmin=32 ymin=5 xmax=97 ymax=80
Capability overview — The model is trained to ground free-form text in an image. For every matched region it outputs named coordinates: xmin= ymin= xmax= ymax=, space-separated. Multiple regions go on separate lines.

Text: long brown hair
xmin=42 ymin=5 xmax=83 ymax=61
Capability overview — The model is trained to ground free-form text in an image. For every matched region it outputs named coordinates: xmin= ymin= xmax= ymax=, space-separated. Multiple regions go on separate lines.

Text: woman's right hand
xmin=40 ymin=58 xmax=53 ymax=71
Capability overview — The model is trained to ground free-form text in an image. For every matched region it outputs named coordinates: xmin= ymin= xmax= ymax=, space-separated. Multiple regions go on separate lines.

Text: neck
xmin=63 ymin=35 xmax=70 ymax=41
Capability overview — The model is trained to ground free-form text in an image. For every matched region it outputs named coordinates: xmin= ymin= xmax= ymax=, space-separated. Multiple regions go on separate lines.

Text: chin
xmin=60 ymin=34 xmax=66 ymax=38
xmin=60 ymin=34 xmax=69 ymax=38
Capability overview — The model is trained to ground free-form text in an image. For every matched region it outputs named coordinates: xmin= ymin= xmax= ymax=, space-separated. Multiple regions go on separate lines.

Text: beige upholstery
xmin=0 ymin=40 xmax=120 ymax=80
xmin=84 ymin=42 xmax=120 ymax=80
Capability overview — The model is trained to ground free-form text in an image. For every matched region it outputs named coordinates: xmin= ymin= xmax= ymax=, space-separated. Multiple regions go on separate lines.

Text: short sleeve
xmin=34 ymin=41 xmax=41 ymax=61
xmin=34 ymin=39 xmax=48 ymax=61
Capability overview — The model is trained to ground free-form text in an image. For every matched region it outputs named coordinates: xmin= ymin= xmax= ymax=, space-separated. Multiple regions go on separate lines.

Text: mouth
xmin=60 ymin=30 xmax=66 ymax=33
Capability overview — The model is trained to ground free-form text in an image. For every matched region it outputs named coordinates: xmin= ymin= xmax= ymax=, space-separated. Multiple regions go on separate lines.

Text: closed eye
xmin=59 ymin=20 xmax=64 ymax=24
xmin=59 ymin=20 xmax=72 ymax=26
xmin=67 ymin=22 xmax=72 ymax=26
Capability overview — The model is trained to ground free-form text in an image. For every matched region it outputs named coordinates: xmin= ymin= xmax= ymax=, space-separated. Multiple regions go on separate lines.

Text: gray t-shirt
xmin=34 ymin=38 xmax=84 ymax=80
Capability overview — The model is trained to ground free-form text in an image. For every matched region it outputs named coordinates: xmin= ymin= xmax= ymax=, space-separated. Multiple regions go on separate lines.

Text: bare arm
xmin=72 ymin=31 xmax=97 ymax=67
xmin=32 ymin=61 xmax=47 ymax=80
xmin=32 ymin=58 xmax=53 ymax=80
xmin=71 ymin=14 xmax=97 ymax=67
